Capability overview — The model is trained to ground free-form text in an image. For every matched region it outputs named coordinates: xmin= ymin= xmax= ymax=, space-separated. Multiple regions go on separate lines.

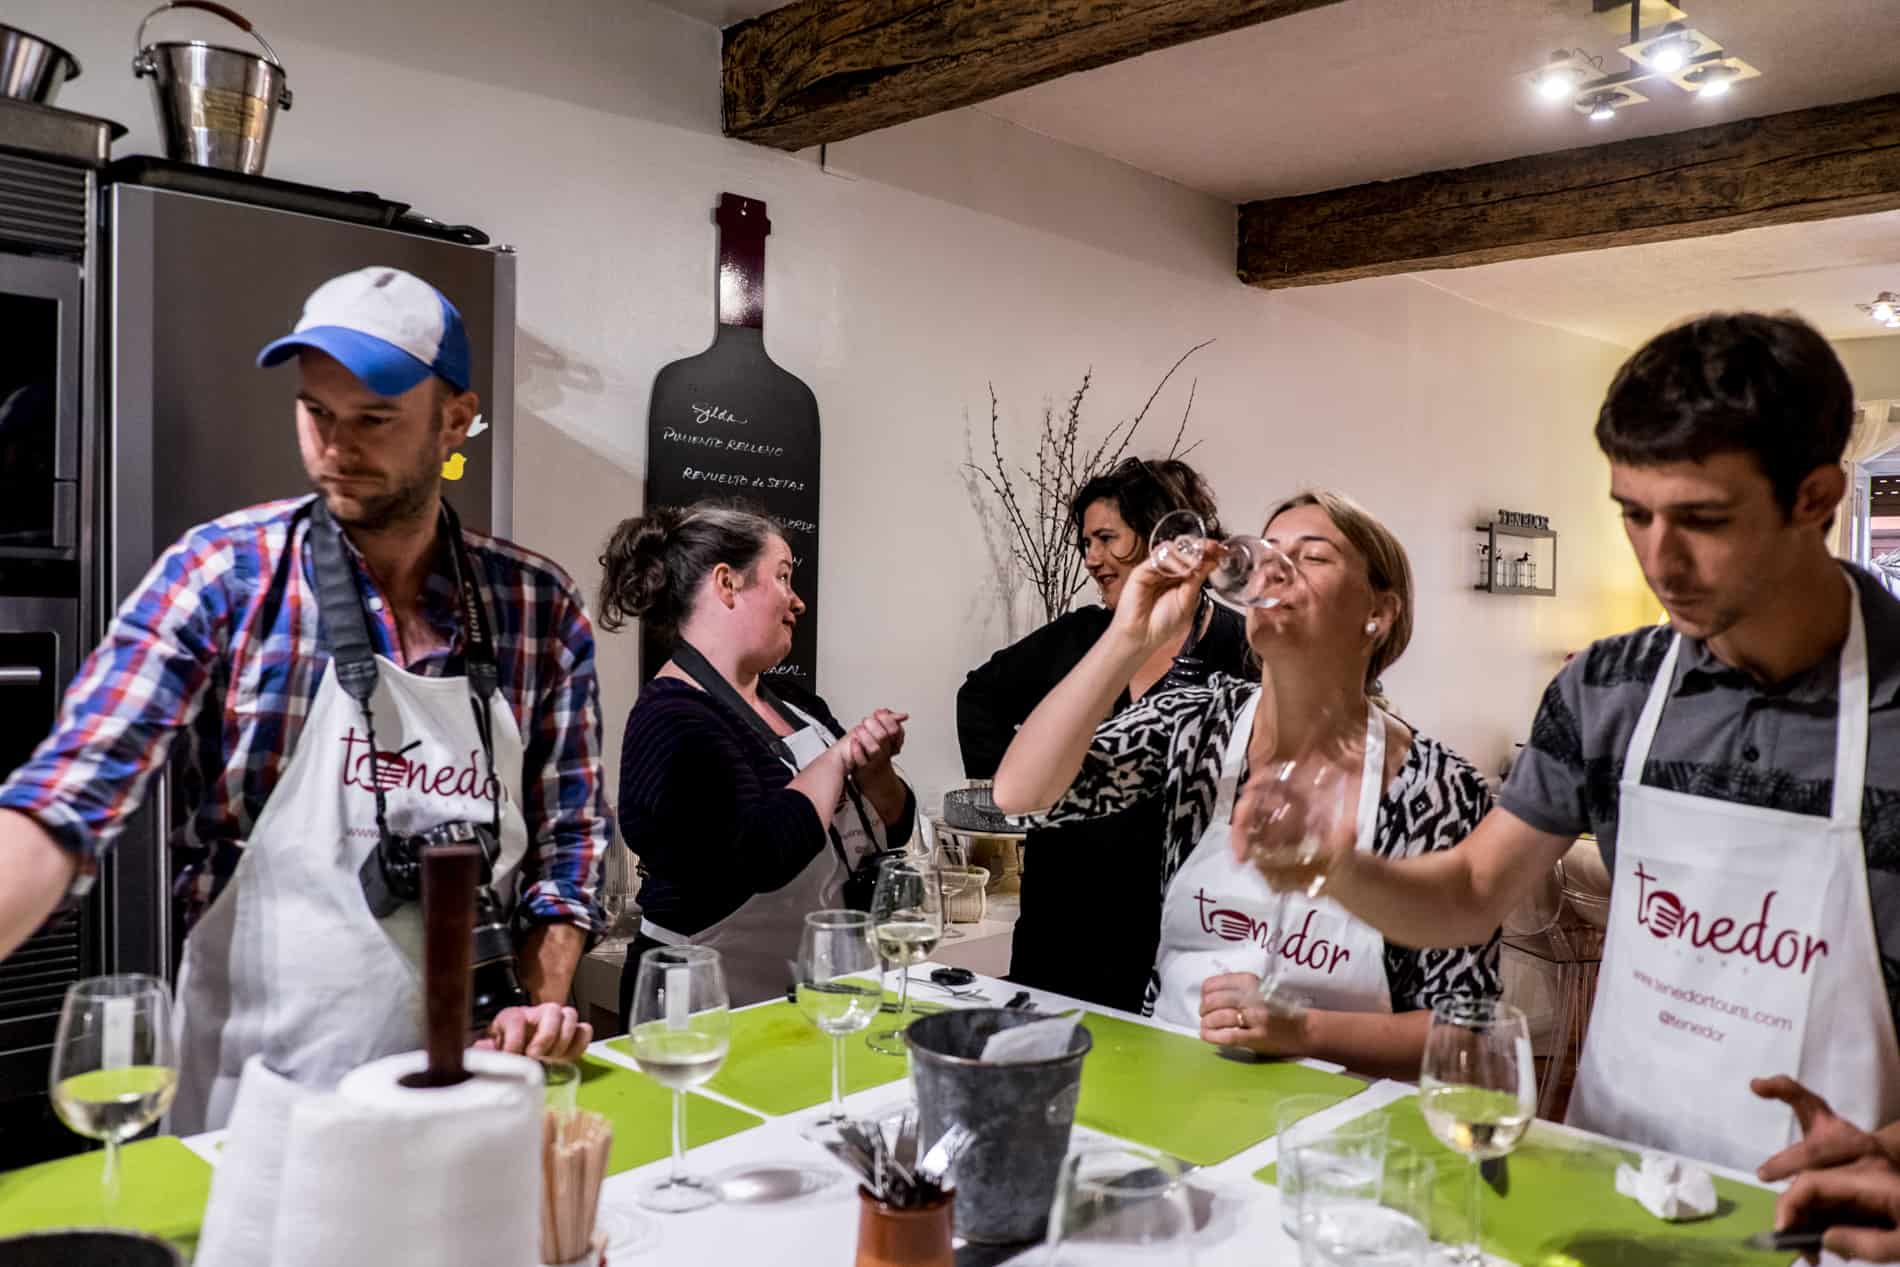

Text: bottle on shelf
xmin=1522 ymin=555 xmax=1538 ymax=589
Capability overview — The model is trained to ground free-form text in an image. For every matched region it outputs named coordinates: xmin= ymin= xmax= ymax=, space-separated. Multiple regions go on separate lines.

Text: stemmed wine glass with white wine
xmin=794 ymin=909 xmax=881 ymax=1135
xmin=629 ymin=945 xmax=731 ymax=1213
xmin=1148 ymin=508 xmax=1299 ymax=612
xmin=50 ymin=975 xmax=177 ymax=1211
xmin=865 ymin=855 xmax=943 ymax=1057
xmin=1419 ymin=998 xmax=1536 ymax=1266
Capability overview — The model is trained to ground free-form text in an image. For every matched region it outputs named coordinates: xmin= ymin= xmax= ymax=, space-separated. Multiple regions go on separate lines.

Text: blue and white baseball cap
xmin=257 ymin=266 xmax=471 ymax=396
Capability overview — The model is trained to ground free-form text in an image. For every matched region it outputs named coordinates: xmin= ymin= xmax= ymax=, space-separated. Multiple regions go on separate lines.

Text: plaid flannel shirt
xmin=0 ymin=496 xmax=609 ymax=930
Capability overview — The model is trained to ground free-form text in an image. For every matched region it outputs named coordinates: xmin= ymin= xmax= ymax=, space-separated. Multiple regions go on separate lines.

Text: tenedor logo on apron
xmin=338 ymin=727 xmax=503 ymax=802
xmin=1191 ymin=890 xmax=1356 ymax=977
xmin=1632 ymin=863 xmax=1829 ymax=974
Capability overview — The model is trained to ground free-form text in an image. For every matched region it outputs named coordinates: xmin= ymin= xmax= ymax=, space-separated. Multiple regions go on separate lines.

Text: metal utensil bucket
xmin=0 ymin=24 xmax=81 ymax=104
xmin=132 ymin=1 xmax=291 ymax=175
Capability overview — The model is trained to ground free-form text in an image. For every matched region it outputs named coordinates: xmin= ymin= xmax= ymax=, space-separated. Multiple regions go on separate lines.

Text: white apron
xmin=170 ymin=651 xmax=529 ymax=1135
xmin=1568 ymin=578 xmax=1900 ymax=1171
xmin=643 ymin=697 xmax=880 ymax=1006
xmin=1153 ymin=687 xmax=1391 ymax=1028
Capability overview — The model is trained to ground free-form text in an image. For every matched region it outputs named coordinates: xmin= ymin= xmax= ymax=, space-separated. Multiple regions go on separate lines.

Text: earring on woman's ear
xmin=1364 ymin=620 xmax=1378 ymax=635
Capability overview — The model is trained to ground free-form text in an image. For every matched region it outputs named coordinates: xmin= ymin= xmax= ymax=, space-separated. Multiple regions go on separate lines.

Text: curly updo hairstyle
xmin=596 ymin=501 xmax=782 ymax=637
xmin=1069 ymin=456 xmax=1224 ymax=560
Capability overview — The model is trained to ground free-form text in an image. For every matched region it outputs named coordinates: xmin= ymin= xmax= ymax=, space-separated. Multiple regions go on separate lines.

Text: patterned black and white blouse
xmin=1035 ymin=673 xmax=1502 ymax=1016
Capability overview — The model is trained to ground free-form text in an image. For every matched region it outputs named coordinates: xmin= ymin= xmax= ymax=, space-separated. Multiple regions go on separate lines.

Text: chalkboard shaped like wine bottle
xmin=642 ymin=194 xmax=823 ymax=686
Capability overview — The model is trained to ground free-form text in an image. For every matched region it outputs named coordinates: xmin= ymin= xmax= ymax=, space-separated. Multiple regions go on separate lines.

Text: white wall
xmin=1839 ymin=335 xmax=1900 ymax=401
xmin=25 ymin=0 xmax=1652 ymax=821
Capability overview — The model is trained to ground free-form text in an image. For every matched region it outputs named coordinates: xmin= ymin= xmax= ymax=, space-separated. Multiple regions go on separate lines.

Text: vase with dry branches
xmin=966 ymin=341 xmax=1211 ymax=626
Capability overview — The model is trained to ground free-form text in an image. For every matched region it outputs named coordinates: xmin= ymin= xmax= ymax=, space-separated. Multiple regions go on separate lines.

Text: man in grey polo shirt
xmin=1243 ymin=312 xmax=1900 ymax=1176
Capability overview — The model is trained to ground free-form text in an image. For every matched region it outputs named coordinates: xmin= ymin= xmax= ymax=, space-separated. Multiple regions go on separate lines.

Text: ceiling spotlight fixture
xmin=1691 ymin=65 xmax=1734 ymax=97
xmin=1522 ymin=4 xmax=1757 ymax=124
xmin=1620 ymin=21 xmax=1716 ymax=74
xmin=1573 ymin=85 xmax=1647 ymax=121
xmin=1859 ymin=293 xmax=1900 ymax=330
xmin=1532 ymin=49 xmax=1591 ymax=102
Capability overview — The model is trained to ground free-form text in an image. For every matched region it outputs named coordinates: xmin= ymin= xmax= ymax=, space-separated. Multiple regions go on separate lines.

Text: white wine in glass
xmin=629 ymin=945 xmax=731 ymax=1213
xmin=50 ymin=974 xmax=177 ymax=1211
xmin=794 ymin=909 xmax=880 ymax=1132
xmin=1419 ymin=998 xmax=1536 ymax=1265
xmin=866 ymin=856 xmax=943 ymax=1057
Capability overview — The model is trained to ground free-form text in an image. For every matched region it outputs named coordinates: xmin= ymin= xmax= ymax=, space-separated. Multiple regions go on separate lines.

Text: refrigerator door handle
xmin=0 ymin=666 xmax=45 ymax=686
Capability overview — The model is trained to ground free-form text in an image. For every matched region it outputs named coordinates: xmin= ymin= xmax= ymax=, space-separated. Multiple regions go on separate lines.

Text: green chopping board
xmin=610 ymin=1001 xmax=914 ymax=1117
xmin=0 ymin=1135 xmax=210 ymax=1246
xmin=576 ymin=1053 xmax=763 ymax=1175
xmin=1074 ymin=1012 xmax=1364 ymax=1166
xmin=1254 ymin=1096 xmax=1790 ymax=1267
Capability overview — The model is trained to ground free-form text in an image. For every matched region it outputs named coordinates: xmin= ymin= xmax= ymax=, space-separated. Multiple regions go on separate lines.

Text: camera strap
xmin=669 ymin=638 xmax=880 ymax=874
xmin=308 ymin=498 xmax=503 ymax=860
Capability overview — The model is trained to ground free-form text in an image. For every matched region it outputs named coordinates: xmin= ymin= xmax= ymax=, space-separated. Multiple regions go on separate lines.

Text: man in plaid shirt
xmin=0 ymin=267 xmax=608 ymax=1128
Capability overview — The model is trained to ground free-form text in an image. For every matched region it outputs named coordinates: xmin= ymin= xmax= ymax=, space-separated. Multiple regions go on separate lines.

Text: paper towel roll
xmin=195 ymin=1055 xmax=315 ymax=1267
xmin=270 ymin=1050 xmax=543 ymax=1267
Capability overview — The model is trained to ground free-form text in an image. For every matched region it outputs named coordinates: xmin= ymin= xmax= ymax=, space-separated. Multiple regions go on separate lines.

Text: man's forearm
xmin=1324 ymin=809 xmax=1573 ymax=950
xmin=0 ymin=811 xmax=78 ymax=960
xmin=518 ymin=922 xmax=586 ymax=1005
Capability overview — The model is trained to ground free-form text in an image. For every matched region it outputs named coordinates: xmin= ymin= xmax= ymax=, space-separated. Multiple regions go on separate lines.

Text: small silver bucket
xmin=132 ymin=1 xmax=291 ymax=176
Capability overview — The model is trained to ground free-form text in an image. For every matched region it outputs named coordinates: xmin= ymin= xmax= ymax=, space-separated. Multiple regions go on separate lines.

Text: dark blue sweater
xmin=620 ymin=677 xmax=915 ymax=936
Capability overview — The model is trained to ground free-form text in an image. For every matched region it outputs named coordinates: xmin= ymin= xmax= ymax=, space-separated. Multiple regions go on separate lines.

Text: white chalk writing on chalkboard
xmin=763 ymin=663 xmax=807 ymax=678
xmin=690 ymin=402 xmax=749 ymax=427
xmin=780 ymin=518 xmax=816 ymax=534
xmin=682 ymin=466 xmax=750 ymax=486
xmin=660 ymin=428 xmax=788 ymax=458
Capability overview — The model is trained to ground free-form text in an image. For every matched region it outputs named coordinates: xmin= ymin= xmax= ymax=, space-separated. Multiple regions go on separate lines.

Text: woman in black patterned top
xmin=994 ymin=490 xmax=1498 ymax=1079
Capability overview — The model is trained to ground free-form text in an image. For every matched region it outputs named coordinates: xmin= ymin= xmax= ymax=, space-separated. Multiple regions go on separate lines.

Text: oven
xmin=0 ymin=247 xmax=83 ymax=563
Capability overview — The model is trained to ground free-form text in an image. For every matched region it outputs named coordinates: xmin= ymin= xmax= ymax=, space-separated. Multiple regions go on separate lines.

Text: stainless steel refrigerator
xmin=105 ymin=180 xmax=517 ymax=983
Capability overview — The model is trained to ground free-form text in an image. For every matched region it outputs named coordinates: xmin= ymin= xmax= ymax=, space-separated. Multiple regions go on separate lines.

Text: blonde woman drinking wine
xmin=992 ymin=491 xmax=1498 ymax=1078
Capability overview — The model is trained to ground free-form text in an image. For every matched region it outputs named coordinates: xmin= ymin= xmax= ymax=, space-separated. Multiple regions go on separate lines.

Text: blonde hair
xmin=1265 ymin=490 xmax=1414 ymax=698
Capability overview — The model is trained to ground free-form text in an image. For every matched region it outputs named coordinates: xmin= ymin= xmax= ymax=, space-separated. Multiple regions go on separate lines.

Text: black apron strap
xmin=669 ymin=638 xmax=881 ymax=870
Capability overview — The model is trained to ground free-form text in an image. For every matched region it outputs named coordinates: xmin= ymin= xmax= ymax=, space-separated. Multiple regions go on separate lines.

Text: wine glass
xmin=628 ymin=945 xmax=732 ymax=1213
xmin=1419 ymin=999 xmax=1536 ymax=1266
xmin=794 ymin=910 xmax=880 ymax=1133
xmin=595 ymin=840 xmax=643 ymax=951
xmin=865 ymin=855 xmax=944 ymax=1057
xmin=1148 ymin=509 xmax=1298 ymax=612
xmin=1044 ymin=1144 xmax=1194 ymax=1266
xmin=1236 ymin=755 xmax=1351 ymax=1017
xmin=50 ymin=975 xmax=177 ymax=1210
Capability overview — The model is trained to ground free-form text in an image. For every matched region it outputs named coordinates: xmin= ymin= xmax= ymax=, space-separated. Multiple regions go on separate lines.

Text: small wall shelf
xmin=1476 ymin=518 xmax=1557 ymax=597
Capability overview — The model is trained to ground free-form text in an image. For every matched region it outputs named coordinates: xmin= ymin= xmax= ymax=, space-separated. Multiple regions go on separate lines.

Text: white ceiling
xmin=1422 ymin=210 xmax=1900 ymax=347
xmin=649 ymin=0 xmax=778 ymax=25
xmin=980 ymin=0 xmax=1900 ymax=202
xmin=657 ymin=0 xmax=1900 ymax=346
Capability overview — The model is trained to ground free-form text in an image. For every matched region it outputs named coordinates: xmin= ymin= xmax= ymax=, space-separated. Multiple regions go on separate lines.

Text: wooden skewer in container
xmin=540 ymin=1106 xmax=612 ymax=1266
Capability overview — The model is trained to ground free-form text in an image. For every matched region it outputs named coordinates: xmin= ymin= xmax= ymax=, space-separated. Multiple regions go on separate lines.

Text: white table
xmin=181 ymin=966 xmax=1783 ymax=1266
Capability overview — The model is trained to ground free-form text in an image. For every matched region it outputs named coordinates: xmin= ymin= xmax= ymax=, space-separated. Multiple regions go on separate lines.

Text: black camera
xmin=359 ymin=819 xmax=531 ymax=1028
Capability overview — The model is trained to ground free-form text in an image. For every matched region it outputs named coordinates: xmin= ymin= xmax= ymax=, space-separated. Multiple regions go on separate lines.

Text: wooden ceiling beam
xmin=723 ymin=0 xmax=1350 ymax=152
xmin=1239 ymin=91 xmax=1900 ymax=291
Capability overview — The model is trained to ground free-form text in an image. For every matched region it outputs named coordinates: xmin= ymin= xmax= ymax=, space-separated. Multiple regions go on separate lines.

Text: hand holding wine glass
xmin=1420 ymin=998 xmax=1536 ymax=1265
xmin=795 ymin=910 xmax=881 ymax=1133
xmin=865 ymin=855 xmax=944 ymax=1057
xmin=1149 ymin=509 xmax=1300 ymax=615
xmin=628 ymin=945 xmax=731 ymax=1213
xmin=51 ymin=974 xmax=177 ymax=1211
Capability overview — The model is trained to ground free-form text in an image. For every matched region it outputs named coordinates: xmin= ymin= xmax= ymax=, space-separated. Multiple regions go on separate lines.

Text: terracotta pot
xmin=855 ymin=1186 xmax=955 ymax=1267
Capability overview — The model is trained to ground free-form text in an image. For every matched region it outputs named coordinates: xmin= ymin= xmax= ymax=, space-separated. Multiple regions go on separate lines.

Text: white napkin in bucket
xmin=1614 ymin=1150 xmax=1718 ymax=1221
xmin=193 ymin=1055 xmax=316 ymax=1267
xmin=235 ymin=1049 xmax=543 ymax=1267
xmin=978 ymin=1011 xmax=1082 ymax=1064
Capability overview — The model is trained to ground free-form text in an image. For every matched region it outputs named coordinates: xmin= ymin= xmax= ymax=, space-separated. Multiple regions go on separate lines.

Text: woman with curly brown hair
xmin=598 ymin=502 xmax=915 ymax=1010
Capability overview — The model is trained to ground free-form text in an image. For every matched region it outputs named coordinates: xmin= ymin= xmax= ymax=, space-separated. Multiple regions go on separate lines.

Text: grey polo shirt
xmin=1500 ymin=565 xmax=1900 ymax=1037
